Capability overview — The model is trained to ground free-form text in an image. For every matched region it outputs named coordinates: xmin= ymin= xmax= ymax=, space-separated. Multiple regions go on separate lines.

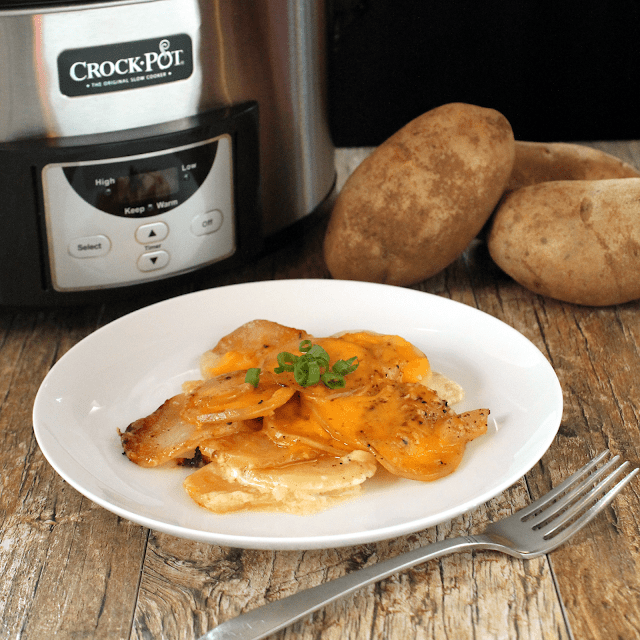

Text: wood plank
xmin=0 ymin=308 xmax=147 ymax=639
xmin=524 ymin=300 xmax=640 ymax=640
xmin=132 ymin=483 xmax=569 ymax=640
xmin=454 ymin=224 xmax=640 ymax=638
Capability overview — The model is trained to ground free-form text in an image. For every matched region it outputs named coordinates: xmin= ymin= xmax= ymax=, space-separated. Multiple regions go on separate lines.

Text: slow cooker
xmin=0 ymin=0 xmax=335 ymax=305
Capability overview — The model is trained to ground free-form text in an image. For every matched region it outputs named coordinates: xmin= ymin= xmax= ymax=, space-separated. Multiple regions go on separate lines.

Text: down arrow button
xmin=138 ymin=250 xmax=170 ymax=272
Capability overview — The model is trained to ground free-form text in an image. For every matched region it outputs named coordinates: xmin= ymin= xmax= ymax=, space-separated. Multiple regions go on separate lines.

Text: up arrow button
xmin=135 ymin=221 xmax=169 ymax=243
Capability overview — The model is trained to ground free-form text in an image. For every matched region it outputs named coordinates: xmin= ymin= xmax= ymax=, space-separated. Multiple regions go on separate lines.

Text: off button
xmin=191 ymin=209 xmax=223 ymax=236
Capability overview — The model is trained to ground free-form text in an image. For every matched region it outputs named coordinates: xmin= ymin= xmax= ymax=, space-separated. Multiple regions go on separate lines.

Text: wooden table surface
xmin=1 ymin=143 xmax=640 ymax=640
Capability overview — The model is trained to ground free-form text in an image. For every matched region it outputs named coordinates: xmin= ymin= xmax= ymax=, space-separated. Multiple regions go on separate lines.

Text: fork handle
xmin=199 ymin=534 xmax=494 ymax=640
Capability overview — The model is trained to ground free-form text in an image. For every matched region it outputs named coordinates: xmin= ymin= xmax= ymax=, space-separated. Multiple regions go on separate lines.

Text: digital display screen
xmin=114 ymin=167 xmax=180 ymax=205
xmin=63 ymin=139 xmax=219 ymax=218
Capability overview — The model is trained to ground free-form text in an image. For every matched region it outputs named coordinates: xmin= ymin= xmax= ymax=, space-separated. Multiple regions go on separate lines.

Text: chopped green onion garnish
xmin=307 ymin=344 xmax=330 ymax=366
xmin=332 ymin=357 xmax=359 ymax=376
xmin=272 ymin=340 xmax=359 ymax=388
xmin=245 ymin=368 xmax=261 ymax=387
xmin=245 ymin=342 xmax=359 ymax=390
xmin=298 ymin=340 xmax=313 ymax=353
xmin=321 ymin=372 xmax=347 ymax=389
xmin=294 ymin=358 xmax=321 ymax=386
xmin=274 ymin=351 xmax=297 ymax=373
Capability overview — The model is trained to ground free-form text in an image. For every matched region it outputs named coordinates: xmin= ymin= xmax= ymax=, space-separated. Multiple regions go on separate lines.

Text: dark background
xmin=327 ymin=0 xmax=640 ymax=146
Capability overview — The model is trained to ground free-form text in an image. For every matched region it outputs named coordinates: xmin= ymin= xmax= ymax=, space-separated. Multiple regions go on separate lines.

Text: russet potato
xmin=488 ymin=178 xmax=640 ymax=306
xmin=324 ymin=102 xmax=516 ymax=286
xmin=506 ymin=141 xmax=640 ymax=192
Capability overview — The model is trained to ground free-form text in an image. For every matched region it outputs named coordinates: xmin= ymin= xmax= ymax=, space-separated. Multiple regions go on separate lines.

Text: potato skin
xmin=323 ymin=103 xmax=515 ymax=286
xmin=506 ymin=141 xmax=640 ymax=192
xmin=488 ymin=178 xmax=640 ymax=306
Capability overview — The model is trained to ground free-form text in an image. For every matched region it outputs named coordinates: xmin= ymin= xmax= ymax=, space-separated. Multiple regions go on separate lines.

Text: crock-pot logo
xmin=58 ymin=34 xmax=193 ymax=97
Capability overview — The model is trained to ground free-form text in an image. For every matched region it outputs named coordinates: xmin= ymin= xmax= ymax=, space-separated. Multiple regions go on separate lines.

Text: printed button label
xmin=191 ymin=210 xmax=223 ymax=236
xmin=69 ymin=235 xmax=111 ymax=258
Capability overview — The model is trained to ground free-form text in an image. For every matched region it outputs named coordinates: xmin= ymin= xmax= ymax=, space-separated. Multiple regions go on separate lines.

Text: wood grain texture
xmin=132 ymin=483 xmax=569 ymax=640
xmin=0 ymin=309 xmax=148 ymax=639
xmin=0 ymin=142 xmax=639 ymax=640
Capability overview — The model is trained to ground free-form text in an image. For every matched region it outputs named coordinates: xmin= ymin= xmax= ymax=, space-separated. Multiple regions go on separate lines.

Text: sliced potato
xmin=304 ymin=380 xmax=487 ymax=481
xmin=336 ymin=331 xmax=431 ymax=383
xmin=198 ymin=428 xmax=323 ymax=468
xmin=119 ymin=392 xmax=256 ymax=467
xmin=122 ymin=320 xmax=489 ymax=514
xmin=181 ymin=370 xmax=295 ymax=426
xmin=183 ymin=449 xmax=377 ymax=514
xmin=200 ymin=320 xmax=311 ymax=378
xmin=262 ymin=393 xmax=354 ymax=455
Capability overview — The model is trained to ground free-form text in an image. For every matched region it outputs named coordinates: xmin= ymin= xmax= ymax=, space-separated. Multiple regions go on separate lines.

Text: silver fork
xmin=199 ymin=450 xmax=638 ymax=640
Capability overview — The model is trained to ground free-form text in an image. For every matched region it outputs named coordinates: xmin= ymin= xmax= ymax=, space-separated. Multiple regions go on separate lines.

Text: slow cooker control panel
xmin=42 ymin=135 xmax=234 ymax=291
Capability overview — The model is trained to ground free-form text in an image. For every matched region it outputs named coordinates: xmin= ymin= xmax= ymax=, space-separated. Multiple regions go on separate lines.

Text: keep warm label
xmin=58 ymin=34 xmax=193 ymax=97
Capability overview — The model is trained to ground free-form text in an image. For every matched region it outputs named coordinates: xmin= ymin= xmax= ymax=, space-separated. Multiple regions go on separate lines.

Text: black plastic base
xmin=0 ymin=103 xmax=261 ymax=307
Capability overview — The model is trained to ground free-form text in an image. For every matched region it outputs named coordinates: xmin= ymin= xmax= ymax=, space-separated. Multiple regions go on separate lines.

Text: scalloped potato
xmin=119 ymin=320 xmax=489 ymax=514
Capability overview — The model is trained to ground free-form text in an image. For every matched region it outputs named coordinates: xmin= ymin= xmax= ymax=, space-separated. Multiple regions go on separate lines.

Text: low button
xmin=191 ymin=209 xmax=223 ymax=236
xmin=137 ymin=250 xmax=170 ymax=272
xmin=69 ymin=235 xmax=111 ymax=258
xmin=135 ymin=221 xmax=169 ymax=244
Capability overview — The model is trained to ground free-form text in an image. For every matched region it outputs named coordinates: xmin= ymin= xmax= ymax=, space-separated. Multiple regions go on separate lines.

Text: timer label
xmin=58 ymin=34 xmax=193 ymax=97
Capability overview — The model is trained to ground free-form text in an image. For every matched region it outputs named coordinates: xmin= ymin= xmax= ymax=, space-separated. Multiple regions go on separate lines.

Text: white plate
xmin=33 ymin=279 xmax=563 ymax=550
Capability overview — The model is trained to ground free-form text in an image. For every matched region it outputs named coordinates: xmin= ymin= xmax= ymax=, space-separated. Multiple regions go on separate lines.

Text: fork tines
xmin=522 ymin=450 xmax=638 ymax=540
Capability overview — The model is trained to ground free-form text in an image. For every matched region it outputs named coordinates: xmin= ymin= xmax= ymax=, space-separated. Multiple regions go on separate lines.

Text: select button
xmin=69 ymin=235 xmax=111 ymax=258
